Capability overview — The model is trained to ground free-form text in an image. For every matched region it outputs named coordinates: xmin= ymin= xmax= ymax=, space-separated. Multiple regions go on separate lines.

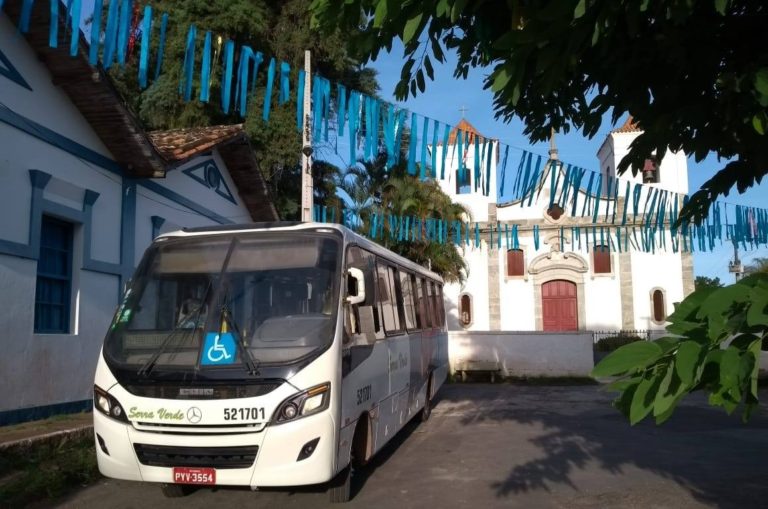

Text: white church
xmin=434 ymin=119 xmax=694 ymax=333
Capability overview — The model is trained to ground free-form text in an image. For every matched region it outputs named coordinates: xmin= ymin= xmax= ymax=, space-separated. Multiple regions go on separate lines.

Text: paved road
xmin=47 ymin=384 xmax=768 ymax=509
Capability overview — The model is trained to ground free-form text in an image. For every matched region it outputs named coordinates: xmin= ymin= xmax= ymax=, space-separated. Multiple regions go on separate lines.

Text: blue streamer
xmin=383 ymin=105 xmax=396 ymax=169
xmin=117 ymin=0 xmax=132 ymax=67
xmin=620 ymin=181 xmax=630 ymax=225
xmin=138 ymin=6 xmax=152 ymax=89
xmin=102 ymin=0 xmax=120 ymax=68
xmin=279 ymin=61 xmax=290 ymax=105
xmin=526 ymin=155 xmax=542 ymax=207
xmin=199 ymin=31 xmax=212 ymax=102
xmin=50 ymin=0 xmax=59 ymax=48
xmin=498 ymin=146 xmax=510 ymax=197
xmin=431 ymin=119 xmax=439 ymax=177
xmin=221 ymin=40 xmax=235 ymax=113
xmin=420 ymin=116 xmax=429 ymax=179
xmin=154 ymin=13 xmax=168 ymax=80
xmin=348 ymin=91 xmax=360 ymax=162
xmin=88 ymin=0 xmax=104 ymax=63
xmin=440 ymin=123 xmax=450 ymax=180
xmin=407 ymin=112 xmax=418 ymax=175
xmin=580 ymin=172 xmax=594 ymax=216
xmin=68 ymin=0 xmax=81 ymax=56
xmin=337 ymin=84 xmax=347 ymax=136
xmin=485 ymin=139 xmax=493 ymax=197
xmin=251 ymin=52 xmax=264 ymax=93
xmin=457 ymin=130 xmax=464 ymax=185
xmin=474 ymin=135 xmax=481 ymax=191
xmin=591 ymin=174 xmax=603 ymax=223
xmin=533 ymin=225 xmax=540 ymax=250
xmin=263 ymin=58 xmax=276 ymax=121
xmin=20 ymin=0 xmax=34 ymax=33
xmin=236 ymin=46 xmax=253 ymax=115
xmin=323 ymin=79 xmax=331 ymax=142
xmin=181 ymin=24 xmax=196 ymax=101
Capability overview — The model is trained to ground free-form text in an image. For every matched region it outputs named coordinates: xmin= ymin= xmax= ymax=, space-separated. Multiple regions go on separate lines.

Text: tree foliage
xmin=592 ymin=273 xmax=768 ymax=424
xmin=107 ymin=0 xmax=379 ymax=219
xmin=694 ymin=276 xmax=723 ymax=291
xmin=745 ymin=257 xmax=768 ymax=275
xmin=309 ymin=0 xmax=768 ymax=224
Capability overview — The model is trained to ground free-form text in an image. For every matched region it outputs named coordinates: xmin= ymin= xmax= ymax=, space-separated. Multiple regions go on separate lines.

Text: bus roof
xmin=159 ymin=222 xmax=444 ymax=284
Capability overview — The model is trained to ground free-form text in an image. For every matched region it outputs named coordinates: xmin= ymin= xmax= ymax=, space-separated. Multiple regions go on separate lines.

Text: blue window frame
xmin=34 ymin=217 xmax=73 ymax=333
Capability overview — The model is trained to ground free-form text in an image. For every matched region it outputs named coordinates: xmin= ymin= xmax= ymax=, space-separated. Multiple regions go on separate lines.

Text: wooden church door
xmin=541 ymin=280 xmax=578 ymax=331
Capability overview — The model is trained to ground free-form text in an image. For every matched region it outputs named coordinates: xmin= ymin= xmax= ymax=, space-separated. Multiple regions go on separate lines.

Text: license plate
xmin=172 ymin=467 xmax=216 ymax=485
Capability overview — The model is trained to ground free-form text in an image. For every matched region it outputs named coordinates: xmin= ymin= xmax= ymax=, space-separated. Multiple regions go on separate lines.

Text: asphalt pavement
xmin=43 ymin=383 xmax=768 ymax=509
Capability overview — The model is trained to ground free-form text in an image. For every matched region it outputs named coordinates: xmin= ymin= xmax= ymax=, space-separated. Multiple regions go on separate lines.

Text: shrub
xmin=595 ymin=335 xmax=643 ymax=352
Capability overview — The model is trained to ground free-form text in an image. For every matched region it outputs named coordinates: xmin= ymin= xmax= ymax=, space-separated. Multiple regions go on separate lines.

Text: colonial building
xmin=0 ymin=8 xmax=277 ymax=424
xmin=434 ymin=119 xmax=695 ymax=333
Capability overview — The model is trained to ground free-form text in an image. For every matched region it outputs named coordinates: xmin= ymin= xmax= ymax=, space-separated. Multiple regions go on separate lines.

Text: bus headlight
xmin=93 ymin=385 xmax=129 ymax=423
xmin=272 ymin=383 xmax=330 ymax=425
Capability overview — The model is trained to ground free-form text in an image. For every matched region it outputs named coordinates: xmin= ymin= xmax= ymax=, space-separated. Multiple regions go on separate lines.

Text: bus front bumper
xmin=94 ymin=409 xmax=337 ymax=488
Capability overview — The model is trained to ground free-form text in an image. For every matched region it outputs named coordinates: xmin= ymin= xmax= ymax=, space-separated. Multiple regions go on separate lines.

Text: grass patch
xmin=0 ymin=435 xmax=99 ymax=507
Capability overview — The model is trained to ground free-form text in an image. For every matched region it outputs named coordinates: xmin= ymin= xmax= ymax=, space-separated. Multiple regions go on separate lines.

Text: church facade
xmin=434 ymin=119 xmax=695 ymax=333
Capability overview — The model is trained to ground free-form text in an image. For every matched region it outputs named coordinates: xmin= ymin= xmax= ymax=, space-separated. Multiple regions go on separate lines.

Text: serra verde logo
xmin=128 ymin=407 xmax=185 ymax=421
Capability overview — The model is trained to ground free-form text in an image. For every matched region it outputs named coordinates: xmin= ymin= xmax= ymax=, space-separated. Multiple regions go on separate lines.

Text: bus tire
xmin=420 ymin=374 xmax=433 ymax=422
xmin=160 ymin=483 xmax=192 ymax=498
xmin=328 ymin=464 xmax=352 ymax=503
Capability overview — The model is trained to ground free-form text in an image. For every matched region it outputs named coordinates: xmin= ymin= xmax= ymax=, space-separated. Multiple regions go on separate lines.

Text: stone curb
xmin=0 ymin=425 xmax=94 ymax=456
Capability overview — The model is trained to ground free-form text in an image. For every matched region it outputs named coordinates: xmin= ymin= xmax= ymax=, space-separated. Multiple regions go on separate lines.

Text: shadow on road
xmin=437 ymin=383 xmax=768 ymax=509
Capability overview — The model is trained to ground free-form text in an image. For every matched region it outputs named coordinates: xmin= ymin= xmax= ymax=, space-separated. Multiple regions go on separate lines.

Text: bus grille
xmin=133 ymin=444 xmax=259 ymax=469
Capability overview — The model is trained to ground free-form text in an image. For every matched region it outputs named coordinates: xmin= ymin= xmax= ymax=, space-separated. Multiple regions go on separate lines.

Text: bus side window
xmin=400 ymin=271 xmax=417 ymax=331
xmin=344 ymin=247 xmax=382 ymax=344
xmin=411 ymin=275 xmax=422 ymax=329
xmin=437 ymin=284 xmax=445 ymax=328
xmin=377 ymin=261 xmax=401 ymax=334
xmin=430 ymin=282 xmax=441 ymax=328
xmin=420 ymin=277 xmax=432 ymax=329
xmin=388 ymin=266 xmax=406 ymax=332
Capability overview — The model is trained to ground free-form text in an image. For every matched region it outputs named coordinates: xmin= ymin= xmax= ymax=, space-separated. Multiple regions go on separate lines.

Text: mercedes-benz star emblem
xmin=187 ymin=407 xmax=202 ymax=423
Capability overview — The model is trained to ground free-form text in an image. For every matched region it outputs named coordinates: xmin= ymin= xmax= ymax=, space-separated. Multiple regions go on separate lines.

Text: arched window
xmin=652 ymin=289 xmax=666 ymax=322
xmin=507 ymin=249 xmax=525 ymax=277
xmin=593 ymin=245 xmax=611 ymax=274
xmin=459 ymin=293 xmax=472 ymax=327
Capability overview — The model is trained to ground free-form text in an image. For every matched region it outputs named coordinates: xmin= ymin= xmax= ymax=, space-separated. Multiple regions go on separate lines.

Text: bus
xmin=93 ymin=222 xmax=448 ymax=502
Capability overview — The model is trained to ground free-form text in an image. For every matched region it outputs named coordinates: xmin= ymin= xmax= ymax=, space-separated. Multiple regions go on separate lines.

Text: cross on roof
xmin=459 ymin=105 xmax=469 ymax=118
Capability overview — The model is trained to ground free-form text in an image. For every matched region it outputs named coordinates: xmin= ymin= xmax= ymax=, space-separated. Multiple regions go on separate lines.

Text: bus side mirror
xmin=346 ymin=268 xmax=365 ymax=306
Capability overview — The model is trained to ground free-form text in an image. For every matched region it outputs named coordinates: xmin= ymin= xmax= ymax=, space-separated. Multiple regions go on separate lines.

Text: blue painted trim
xmin=151 ymin=215 xmax=165 ymax=240
xmin=140 ymin=180 xmax=233 ymax=224
xmin=182 ymin=159 xmax=237 ymax=205
xmin=0 ymin=47 xmax=32 ymax=91
xmin=0 ymin=399 xmax=92 ymax=426
xmin=0 ymin=105 xmax=233 ymax=225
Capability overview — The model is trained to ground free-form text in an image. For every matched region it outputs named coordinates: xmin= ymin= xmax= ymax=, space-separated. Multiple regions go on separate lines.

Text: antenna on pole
xmin=300 ymin=50 xmax=313 ymax=223
xmin=728 ymin=239 xmax=744 ymax=282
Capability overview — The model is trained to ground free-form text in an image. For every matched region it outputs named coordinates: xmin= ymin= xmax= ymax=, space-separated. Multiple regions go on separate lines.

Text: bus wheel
xmin=160 ymin=483 xmax=192 ymax=498
xmin=420 ymin=375 xmax=433 ymax=422
xmin=328 ymin=464 xmax=352 ymax=503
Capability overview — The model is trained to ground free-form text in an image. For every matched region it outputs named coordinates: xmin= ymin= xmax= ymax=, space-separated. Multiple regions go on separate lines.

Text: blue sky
xmin=363 ymin=42 xmax=768 ymax=283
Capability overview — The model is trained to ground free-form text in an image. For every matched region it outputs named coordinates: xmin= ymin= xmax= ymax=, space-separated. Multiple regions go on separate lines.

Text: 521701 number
xmin=356 ymin=385 xmax=371 ymax=405
xmin=223 ymin=407 xmax=265 ymax=421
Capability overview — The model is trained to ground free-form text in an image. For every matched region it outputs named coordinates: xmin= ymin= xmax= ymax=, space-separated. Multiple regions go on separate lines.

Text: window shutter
xmin=593 ymin=246 xmax=611 ymax=274
xmin=653 ymin=290 xmax=665 ymax=322
xmin=507 ymin=249 xmax=524 ymax=277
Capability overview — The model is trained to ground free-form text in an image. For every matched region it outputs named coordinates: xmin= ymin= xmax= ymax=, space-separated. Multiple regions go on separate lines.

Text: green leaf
xmin=606 ymin=376 xmax=642 ymax=392
xmin=719 ymin=346 xmax=740 ymax=390
xmin=431 ymin=37 xmax=445 ymax=62
xmin=416 ymin=69 xmax=425 ymax=92
xmin=747 ymin=284 xmax=768 ymax=325
xmin=403 ymin=12 xmax=423 ymax=44
xmin=436 ymin=0 xmax=450 ymax=17
xmin=424 ymin=55 xmax=434 ymax=81
xmin=630 ymin=375 xmax=658 ymax=424
xmin=753 ymin=114 xmax=766 ymax=136
xmin=748 ymin=338 xmax=762 ymax=398
xmin=675 ymin=341 xmax=702 ymax=385
xmin=491 ymin=65 xmax=512 ymax=93
xmin=451 ymin=0 xmax=469 ymax=23
xmin=652 ymin=363 xmax=675 ymax=417
xmin=592 ymin=341 xmax=664 ymax=377
xmin=756 ymin=69 xmax=768 ymax=96
xmin=714 ymin=0 xmax=727 ymax=15
xmin=574 ymin=0 xmax=586 ymax=19
xmin=373 ymin=1 xmax=388 ymax=28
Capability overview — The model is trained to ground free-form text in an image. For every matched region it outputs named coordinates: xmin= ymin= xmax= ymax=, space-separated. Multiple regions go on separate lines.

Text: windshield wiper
xmin=221 ymin=302 xmax=261 ymax=376
xmin=136 ymin=278 xmax=213 ymax=377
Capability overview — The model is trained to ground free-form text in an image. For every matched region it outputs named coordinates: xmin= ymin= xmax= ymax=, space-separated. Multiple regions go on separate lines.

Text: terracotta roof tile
xmin=148 ymin=124 xmax=245 ymax=162
xmin=612 ymin=115 xmax=642 ymax=134
xmin=445 ymin=118 xmax=484 ymax=145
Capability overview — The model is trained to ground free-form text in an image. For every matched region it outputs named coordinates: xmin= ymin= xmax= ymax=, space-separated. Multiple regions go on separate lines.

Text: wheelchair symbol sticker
xmin=201 ymin=332 xmax=236 ymax=365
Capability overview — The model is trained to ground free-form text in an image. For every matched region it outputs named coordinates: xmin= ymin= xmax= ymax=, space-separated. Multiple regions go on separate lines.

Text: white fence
xmin=448 ymin=331 xmax=595 ymax=378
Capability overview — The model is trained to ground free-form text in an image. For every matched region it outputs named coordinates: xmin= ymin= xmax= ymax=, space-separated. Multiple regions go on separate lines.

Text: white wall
xmin=449 ymin=331 xmax=594 ymax=377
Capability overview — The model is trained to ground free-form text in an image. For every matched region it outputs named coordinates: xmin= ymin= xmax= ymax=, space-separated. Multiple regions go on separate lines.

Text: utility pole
xmin=300 ymin=50 xmax=314 ymax=223
xmin=728 ymin=239 xmax=744 ymax=282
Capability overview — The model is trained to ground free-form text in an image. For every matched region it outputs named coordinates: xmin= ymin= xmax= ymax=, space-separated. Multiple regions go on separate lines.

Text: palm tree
xmin=335 ymin=150 xmax=469 ymax=283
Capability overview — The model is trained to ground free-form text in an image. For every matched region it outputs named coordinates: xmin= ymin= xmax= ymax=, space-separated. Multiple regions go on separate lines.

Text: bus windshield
xmin=103 ymin=232 xmax=341 ymax=376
